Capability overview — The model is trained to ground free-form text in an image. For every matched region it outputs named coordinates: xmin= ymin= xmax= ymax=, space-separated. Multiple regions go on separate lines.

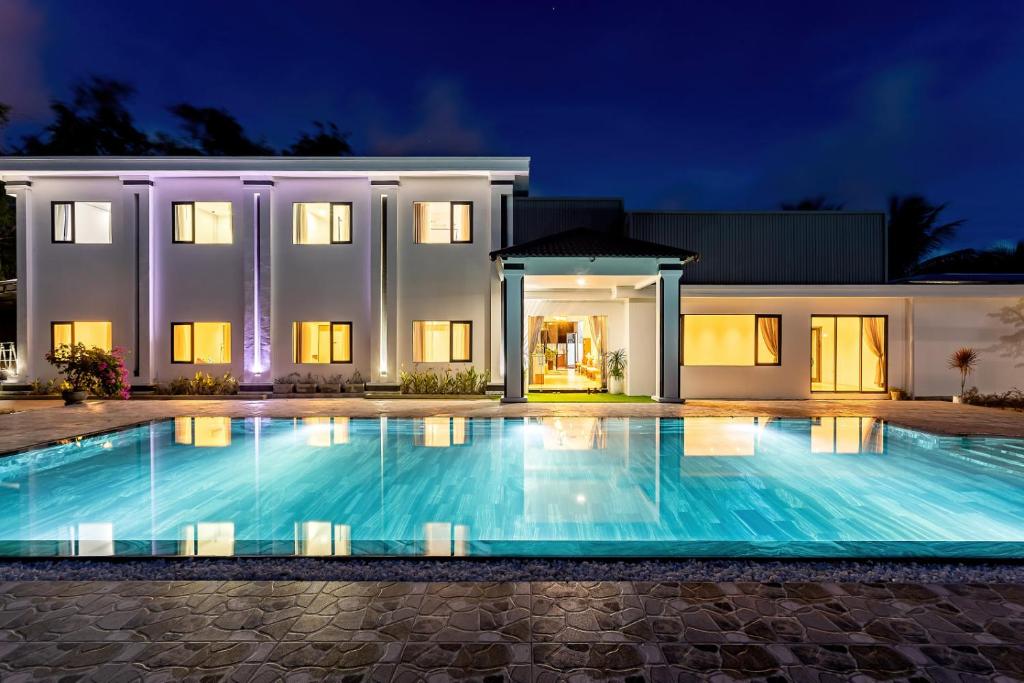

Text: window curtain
xmin=412 ymin=322 xmax=425 ymax=363
xmin=295 ymin=205 xmax=308 ymax=243
xmin=863 ymin=318 xmax=886 ymax=386
xmin=758 ymin=317 xmax=780 ymax=361
xmin=54 ymin=204 xmax=72 ymax=241
xmin=588 ymin=316 xmax=607 ymax=385
xmin=525 ymin=316 xmax=544 ymax=384
xmin=414 ymin=203 xmax=429 ymax=243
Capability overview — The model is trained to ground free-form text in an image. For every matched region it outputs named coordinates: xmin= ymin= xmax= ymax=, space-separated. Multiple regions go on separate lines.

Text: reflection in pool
xmin=0 ymin=416 xmax=1022 ymax=558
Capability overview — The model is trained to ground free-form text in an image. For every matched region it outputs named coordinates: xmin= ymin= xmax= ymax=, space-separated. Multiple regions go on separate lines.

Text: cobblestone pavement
xmin=2 ymin=397 xmax=1023 ymax=454
xmin=0 ymin=580 xmax=1021 ymax=680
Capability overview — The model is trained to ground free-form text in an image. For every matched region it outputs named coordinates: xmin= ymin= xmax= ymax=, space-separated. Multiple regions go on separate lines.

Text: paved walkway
xmin=1 ymin=580 xmax=1022 ymax=680
xmin=0 ymin=397 xmax=1022 ymax=454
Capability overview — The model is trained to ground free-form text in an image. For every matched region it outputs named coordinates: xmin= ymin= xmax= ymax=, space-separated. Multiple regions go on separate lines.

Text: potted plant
xmin=319 ymin=373 xmax=344 ymax=393
xmin=44 ymin=343 xmax=130 ymax=405
xmin=273 ymin=372 xmax=299 ymax=394
xmin=889 ymin=387 xmax=904 ymax=401
xmin=605 ymin=348 xmax=627 ymax=395
xmin=345 ymin=369 xmax=365 ymax=393
xmin=295 ymin=372 xmax=318 ymax=394
xmin=949 ymin=347 xmax=979 ymax=403
xmin=545 ymin=347 xmax=556 ymax=370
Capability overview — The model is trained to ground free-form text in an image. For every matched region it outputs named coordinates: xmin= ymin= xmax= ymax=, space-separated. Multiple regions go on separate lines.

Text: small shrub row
xmin=961 ymin=387 xmax=1024 ymax=410
xmin=399 ymin=366 xmax=489 ymax=395
xmin=154 ymin=371 xmax=239 ymax=395
xmin=274 ymin=370 xmax=365 ymax=393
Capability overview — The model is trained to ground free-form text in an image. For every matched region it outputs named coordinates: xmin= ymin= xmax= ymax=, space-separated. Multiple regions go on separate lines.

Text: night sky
xmin=2 ymin=0 xmax=1022 ymax=249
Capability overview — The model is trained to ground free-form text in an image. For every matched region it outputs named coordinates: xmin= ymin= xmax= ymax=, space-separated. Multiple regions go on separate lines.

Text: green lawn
xmin=527 ymin=392 xmax=653 ymax=403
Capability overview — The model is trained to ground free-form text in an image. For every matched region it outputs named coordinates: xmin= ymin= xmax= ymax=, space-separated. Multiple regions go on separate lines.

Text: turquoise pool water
xmin=1 ymin=416 xmax=1022 ymax=558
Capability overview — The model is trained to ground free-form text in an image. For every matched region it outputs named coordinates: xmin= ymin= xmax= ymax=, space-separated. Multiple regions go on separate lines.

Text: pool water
xmin=1 ymin=416 xmax=1022 ymax=558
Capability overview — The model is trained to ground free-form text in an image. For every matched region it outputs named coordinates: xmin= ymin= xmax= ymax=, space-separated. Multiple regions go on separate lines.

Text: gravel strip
xmin=1 ymin=558 xmax=1021 ymax=583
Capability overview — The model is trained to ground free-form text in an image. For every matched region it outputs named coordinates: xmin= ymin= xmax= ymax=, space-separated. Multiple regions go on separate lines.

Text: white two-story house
xmin=2 ymin=156 xmax=1022 ymax=401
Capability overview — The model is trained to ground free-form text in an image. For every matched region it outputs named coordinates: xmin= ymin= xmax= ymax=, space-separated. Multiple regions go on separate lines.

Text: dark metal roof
xmin=628 ymin=211 xmax=887 ymax=284
xmin=512 ymin=197 xmax=625 ymax=243
xmin=893 ymin=272 xmax=1024 ymax=284
xmin=490 ymin=227 xmax=699 ymax=261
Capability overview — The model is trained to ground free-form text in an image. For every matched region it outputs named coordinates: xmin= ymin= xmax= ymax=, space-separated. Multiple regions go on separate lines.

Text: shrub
xmin=399 ymin=366 xmax=489 ymax=395
xmin=44 ymin=344 xmax=131 ymax=399
xmin=29 ymin=378 xmax=63 ymax=395
xmin=274 ymin=372 xmax=299 ymax=385
xmin=155 ymin=371 xmax=239 ymax=395
xmin=962 ymin=387 xmax=1024 ymax=410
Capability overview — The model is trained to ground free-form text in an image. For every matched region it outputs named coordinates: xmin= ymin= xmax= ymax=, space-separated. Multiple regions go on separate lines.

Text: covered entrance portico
xmin=490 ymin=228 xmax=698 ymax=403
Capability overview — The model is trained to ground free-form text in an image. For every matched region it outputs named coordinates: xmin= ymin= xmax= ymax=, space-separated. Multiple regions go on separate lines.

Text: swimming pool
xmin=1 ymin=416 xmax=1022 ymax=558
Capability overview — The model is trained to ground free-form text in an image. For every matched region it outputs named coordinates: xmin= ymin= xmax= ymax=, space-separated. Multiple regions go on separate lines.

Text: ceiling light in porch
xmin=576 ymin=277 xmax=586 ymax=286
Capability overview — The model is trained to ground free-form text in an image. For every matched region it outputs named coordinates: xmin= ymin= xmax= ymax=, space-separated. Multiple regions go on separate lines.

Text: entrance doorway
xmin=527 ymin=315 xmax=607 ymax=391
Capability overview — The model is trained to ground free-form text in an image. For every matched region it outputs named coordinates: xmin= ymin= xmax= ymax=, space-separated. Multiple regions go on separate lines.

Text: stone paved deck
xmin=0 ymin=580 xmax=1021 ymax=680
xmin=0 ymin=397 xmax=1022 ymax=454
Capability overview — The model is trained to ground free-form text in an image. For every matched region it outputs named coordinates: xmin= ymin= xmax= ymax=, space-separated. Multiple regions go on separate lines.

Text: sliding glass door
xmin=810 ymin=316 xmax=887 ymax=393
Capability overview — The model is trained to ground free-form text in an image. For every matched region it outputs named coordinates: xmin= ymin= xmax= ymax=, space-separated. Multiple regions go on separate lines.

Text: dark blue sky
xmin=2 ymin=0 xmax=1022 ymax=249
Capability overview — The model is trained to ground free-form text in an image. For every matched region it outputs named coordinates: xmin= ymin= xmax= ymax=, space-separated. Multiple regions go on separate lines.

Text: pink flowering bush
xmin=45 ymin=344 xmax=131 ymax=399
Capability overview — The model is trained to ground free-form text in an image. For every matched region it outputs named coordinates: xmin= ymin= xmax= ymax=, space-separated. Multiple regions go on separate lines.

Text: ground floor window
xmin=51 ymin=321 xmax=112 ymax=351
xmin=681 ymin=314 xmax=780 ymax=366
xmin=810 ymin=315 xmax=886 ymax=392
xmin=412 ymin=320 xmax=472 ymax=362
xmin=172 ymin=322 xmax=231 ymax=364
xmin=292 ymin=322 xmax=352 ymax=363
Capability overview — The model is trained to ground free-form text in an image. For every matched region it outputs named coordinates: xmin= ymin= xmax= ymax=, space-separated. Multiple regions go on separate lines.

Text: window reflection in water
xmin=299 ymin=417 xmax=350 ymax=447
xmin=174 ymin=417 xmax=231 ymax=447
xmin=180 ymin=522 xmax=235 ymax=556
xmin=294 ymin=521 xmax=351 ymax=556
xmin=683 ymin=417 xmax=774 ymax=456
xmin=414 ymin=417 xmax=467 ymax=447
xmin=69 ymin=522 xmax=114 ymax=556
xmin=811 ymin=417 xmax=885 ymax=454
xmin=423 ymin=522 xmax=469 ymax=556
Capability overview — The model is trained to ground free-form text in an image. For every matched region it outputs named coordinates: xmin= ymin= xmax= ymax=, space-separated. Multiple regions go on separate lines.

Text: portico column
xmin=500 ymin=263 xmax=526 ymax=403
xmin=654 ymin=263 xmax=683 ymax=403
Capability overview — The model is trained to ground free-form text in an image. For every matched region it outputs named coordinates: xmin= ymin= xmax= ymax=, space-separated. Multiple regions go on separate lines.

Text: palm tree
xmin=948 ymin=347 xmax=979 ymax=397
xmin=779 ymin=196 xmax=845 ymax=211
xmin=887 ymin=195 xmax=965 ymax=280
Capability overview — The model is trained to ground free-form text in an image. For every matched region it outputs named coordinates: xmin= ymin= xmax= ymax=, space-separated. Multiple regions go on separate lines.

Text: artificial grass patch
xmin=527 ymin=392 xmax=653 ymax=403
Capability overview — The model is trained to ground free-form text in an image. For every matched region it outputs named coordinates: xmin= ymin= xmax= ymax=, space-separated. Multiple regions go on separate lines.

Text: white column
xmin=500 ymin=263 xmax=526 ymax=403
xmin=6 ymin=181 xmax=32 ymax=381
xmin=370 ymin=181 xmax=399 ymax=385
xmin=241 ymin=180 xmax=273 ymax=385
xmin=121 ymin=178 xmax=154 ymax=384
xmin=489 ymin=181 xmax=513 ymax=383
xmin=654 ymin=264 xmax=683 ymax=403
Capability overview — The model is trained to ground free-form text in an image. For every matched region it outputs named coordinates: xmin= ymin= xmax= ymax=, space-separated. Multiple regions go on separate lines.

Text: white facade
xmin=3 ymin=157 xmax=1023 ymax=400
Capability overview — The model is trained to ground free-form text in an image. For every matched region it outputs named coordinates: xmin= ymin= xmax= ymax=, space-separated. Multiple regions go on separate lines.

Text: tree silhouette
xmin=779 ymin=196 xmax=845 ymax=211
xmin=285 ymin=122 xmax=353 ymax=156
xmin=19 ymin=78 xmax=152 ymax=155
xmin=157 ymin=104 xmax=275 ymax=156
xmin=916 ymin=241 xmax=1024 ymax=274
xmin=886 ymin=195 xmax=965 ymax=279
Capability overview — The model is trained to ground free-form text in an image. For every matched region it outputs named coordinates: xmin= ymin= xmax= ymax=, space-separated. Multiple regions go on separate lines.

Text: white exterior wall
xmin=22 ymin=177 xmax=135 ymax=381
xmin=395 ymin=177 xmax=494 ymax=377
xmin=271 ymin=178 xmax=373 ymax=379
xmin=679 ymin=296 xmax=908 ymax=400
xmin=913 ymin=296 xmax=1024 ymax=396
xmin=151 ymin=178 xmax=248 ymax=383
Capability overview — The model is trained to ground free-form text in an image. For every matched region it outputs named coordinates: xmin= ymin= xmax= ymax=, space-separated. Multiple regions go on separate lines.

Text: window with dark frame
xmin=413 ymin=201 xmax=473 ymax=244
xmin=292 ymin=321 xmax=353 ymax=363
xmin=679 ymin=314 xmax=782 ymax=366
xmin=51 ymin=201 xmax=112 ymax=243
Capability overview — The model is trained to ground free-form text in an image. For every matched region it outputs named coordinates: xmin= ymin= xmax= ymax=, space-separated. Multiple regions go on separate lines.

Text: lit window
xmin=413 ymin=201 xmax=472 ymax=243
xmin=172 ymin=322 xmax=231 ymax=364
xmin=292 ymin=322 xmax=352 ymax=363
xmin=52 ymin=201 xmax=112 ymax=243
xmin=412 ymin=320 xmax=472 ymax=362
xmin=810 ymin=316 xmax=886 ymax=392
xmin=51 ymin=321 xmax=112 ymax=351
xmin=681 ymin=314 xmax=780 ymax=366
xmin=293 ymin=202 xmax=352 ymax=244
xmin=173 ymin=201 xmax=233 ymax=243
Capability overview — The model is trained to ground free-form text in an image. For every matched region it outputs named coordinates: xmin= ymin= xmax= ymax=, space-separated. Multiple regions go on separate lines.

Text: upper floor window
xmin=52 ymin=202 xmax=112 ymax=244
xmin=412 ymin=320 xmax=472 ymax=362
xmin=172 ymin=322 xmax=231 ymax=364
xmin=413 ymin=201 xmax=472 ymax=244
xmin=51 ymin=321 xmax=112 ymax=351
xmin=293 ymin=202 xmax=352 ymax=244
xmin=292 ymin=321 xmax=352 ymax=363
xmin=681 ymin=314 xmax=781 ymax=366
xmin=173 ymin=202 xmax=233 ymax=244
